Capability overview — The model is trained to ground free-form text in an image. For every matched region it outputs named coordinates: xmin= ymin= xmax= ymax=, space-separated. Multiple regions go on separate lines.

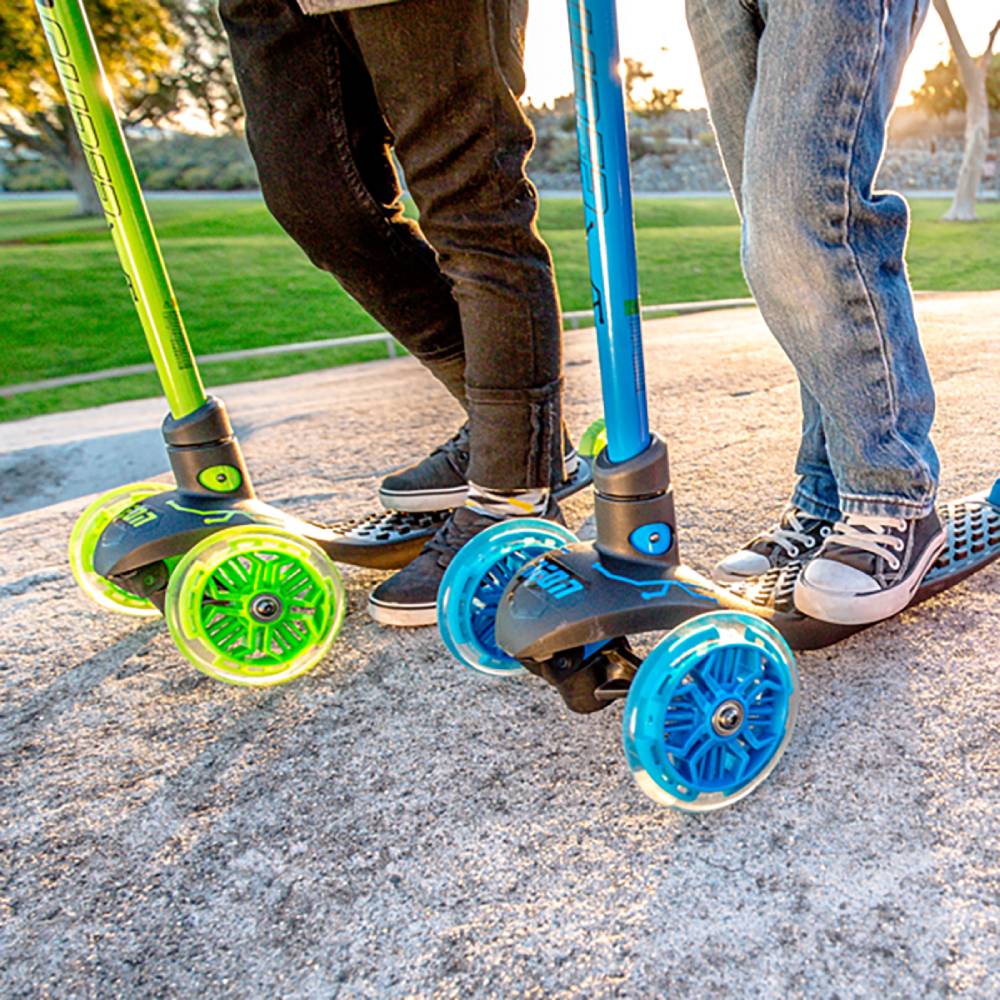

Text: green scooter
xmin=38 ymin=0 xmax=593 ymax=686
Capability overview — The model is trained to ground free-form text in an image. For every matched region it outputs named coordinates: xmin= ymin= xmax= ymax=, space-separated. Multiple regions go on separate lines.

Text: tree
xmin=623 ymin=57 xmax=653 ymax=113
xmin=911 ymin=53 xmax=1000 ymax=117
xmin=0 ymin=0 xmax=178 ymax=214
xmin=639 ymin=86 xmax=683 ymax=118
xmin=622 ymin=58 xmax=682 ymax=117
xmin=928 ymin=1 xmax=1000 ymax=221
xmin=0 ymin=0 xmax=243 ymax=215
xmin=156 ymin=0 xmax=243 ymax=132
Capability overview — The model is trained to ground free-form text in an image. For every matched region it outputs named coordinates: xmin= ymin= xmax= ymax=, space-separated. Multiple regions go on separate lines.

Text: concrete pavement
xmin=1 ymin=293 xmax=998 ymax=998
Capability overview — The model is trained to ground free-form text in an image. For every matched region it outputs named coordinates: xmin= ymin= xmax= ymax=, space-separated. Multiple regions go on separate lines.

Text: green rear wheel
xmin=68 ymin=481 xmax=172 ymax=617
xmin=578 ymin=418 xmax=608 ymax=459
xmin=165 ymin=525 xmax=345 ymax=686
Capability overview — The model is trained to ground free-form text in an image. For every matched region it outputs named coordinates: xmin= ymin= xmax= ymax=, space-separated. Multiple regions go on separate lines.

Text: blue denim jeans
xmin=686 ymin=0 xmax=939 ymax=521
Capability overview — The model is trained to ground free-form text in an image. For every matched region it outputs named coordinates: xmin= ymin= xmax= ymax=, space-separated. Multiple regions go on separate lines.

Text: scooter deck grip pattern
xmin=321 ymin=457 xmax=595 ymax=570
xmin=728 ymin=491 xmax=1000 ymax=651
xmin=321 ymin=510 xmax=448 ymax=570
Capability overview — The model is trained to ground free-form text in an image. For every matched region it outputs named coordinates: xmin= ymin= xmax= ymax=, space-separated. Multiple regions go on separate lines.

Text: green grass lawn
xmin=1 ymin=194 xmax=997 ymax=422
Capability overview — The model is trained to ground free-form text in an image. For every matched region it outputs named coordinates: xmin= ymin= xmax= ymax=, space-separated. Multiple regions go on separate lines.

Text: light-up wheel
xmin=622 ymin=611 xmax=799 ymax=812
xmin=68 ymin=481 xmax=172 ymax=616
xmin=165 ymin=525 xmax=345 ymax=686
xmin=438 ymin=518 xmax=578 ymax=676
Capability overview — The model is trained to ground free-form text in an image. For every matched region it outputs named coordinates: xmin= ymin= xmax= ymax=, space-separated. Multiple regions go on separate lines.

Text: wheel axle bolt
xmin=250 ymin=594 xmax=283 ymax=622
xmin=712 ymin=699 xmax=745 ymax=736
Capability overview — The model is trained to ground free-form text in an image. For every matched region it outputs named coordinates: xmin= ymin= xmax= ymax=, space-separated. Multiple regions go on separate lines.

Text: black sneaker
xmin=367 ymin=499 xmax=566 ymax=627
xmin=795 ymin=509 xmax=947 ymax=625
xmin=713 ymin=506 xmax=837 ymax=583
xmin=379 ymin=422 xmax=580 ymax=513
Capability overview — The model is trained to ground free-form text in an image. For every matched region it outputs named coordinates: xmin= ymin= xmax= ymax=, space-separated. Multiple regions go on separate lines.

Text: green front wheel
xmin=165 ymin=525 xmax=345 ymax=686
xmin=68 ymin=481 xmax=172 ymax=617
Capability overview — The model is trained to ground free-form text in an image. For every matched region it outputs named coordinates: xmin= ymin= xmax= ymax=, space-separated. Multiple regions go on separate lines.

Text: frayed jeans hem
xmin=838 ymin=490 xmax=937 ymax=520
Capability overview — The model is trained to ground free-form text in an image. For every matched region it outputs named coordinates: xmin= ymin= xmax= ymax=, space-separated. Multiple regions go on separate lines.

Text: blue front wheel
xmin=438 ymin=518 xmax=579 ymax=676
xmin=622 ymin=611 xmax=799 ymax=812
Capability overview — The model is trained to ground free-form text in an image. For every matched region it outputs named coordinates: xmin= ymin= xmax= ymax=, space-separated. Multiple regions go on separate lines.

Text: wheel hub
xmin=249 ymin=593 xmax=284 ymax=623
xmin=711 ymin=698 xmax=745 ymax=737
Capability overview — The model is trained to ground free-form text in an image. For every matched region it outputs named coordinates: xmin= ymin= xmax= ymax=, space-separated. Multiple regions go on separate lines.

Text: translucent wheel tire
xmin=622 ymin=611 xmax=799 ymax=812
xmin=68 ymin=481 xmax=172 ymax=617
xmin=578 ymin=418 xmax=608 ymax=459
xmin=165 ymin=525 xmax=345 ymax=687
xmin=438 ymin=518 xmax=578 ymax=676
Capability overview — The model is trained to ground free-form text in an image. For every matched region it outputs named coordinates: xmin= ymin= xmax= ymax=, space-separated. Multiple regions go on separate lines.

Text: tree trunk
xmin=65 ymin=127 xmax=103 ymax=217
xmin=943 ymin=65 xmax=988 ymax=221
xmin=933 ymin=0 xmax=998 ymax=222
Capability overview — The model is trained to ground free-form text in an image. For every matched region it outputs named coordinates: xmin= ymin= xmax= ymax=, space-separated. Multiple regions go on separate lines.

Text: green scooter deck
xmin=322 ymin=454 xmax=594 ymax=568
xmin=94 ymin=455 xmax=596 ymax=604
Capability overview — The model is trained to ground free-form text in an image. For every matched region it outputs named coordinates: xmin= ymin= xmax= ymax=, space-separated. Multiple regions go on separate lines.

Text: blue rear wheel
xmin=438 ymin=518 xmax=579 ymax=675
xmin=622 ymin=611 xmax=799 ymax=812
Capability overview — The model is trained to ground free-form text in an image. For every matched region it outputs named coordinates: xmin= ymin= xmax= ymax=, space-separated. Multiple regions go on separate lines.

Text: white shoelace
xmin=824 ymin=513 xmax=908 ymax=570
xmin=759 ymin=508 xmax=827 ymax=558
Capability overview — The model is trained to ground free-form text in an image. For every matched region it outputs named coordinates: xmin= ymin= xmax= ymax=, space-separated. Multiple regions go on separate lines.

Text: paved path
xmin=1 ymin=293 xmax=998 ymax=998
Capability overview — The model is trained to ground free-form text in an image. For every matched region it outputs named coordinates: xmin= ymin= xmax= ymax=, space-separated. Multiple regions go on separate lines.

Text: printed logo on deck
xmin=523 ymin=559 xmax=586 ymax=601
xmin=118 ymin=504 xmax=157 ymax=528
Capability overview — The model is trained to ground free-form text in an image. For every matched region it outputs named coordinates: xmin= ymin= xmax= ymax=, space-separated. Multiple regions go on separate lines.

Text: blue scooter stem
xmin=567 ymin=0 xmax=651 ymax=464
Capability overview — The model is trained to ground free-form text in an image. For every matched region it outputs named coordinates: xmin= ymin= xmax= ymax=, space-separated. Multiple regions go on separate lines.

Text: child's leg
xmin=739 ymin=0 xmax=945 ymax=623
xmin=686 ymin=0 xmax=840 ymax=524
xmin=339 ymin=0 xmax=565 ymax=625
xmin=686 ymin=0 xmax=840 ymax=584
xmin=689 ymin=0 xmax=944 ymax=616
xmin=684 ymin=0 xmax=762 ymax=212
xmin=345 ymin=0 xmax=564 ymax=495
xmin=219 ymin=0 xmax=467 ymax=404
xmin=740 ymin=0 xmax=938 ymax=520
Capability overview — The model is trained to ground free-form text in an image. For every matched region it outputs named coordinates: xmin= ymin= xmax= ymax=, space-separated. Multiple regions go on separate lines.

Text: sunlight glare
xmin=524 ymin=1 xmax=999 ymax=110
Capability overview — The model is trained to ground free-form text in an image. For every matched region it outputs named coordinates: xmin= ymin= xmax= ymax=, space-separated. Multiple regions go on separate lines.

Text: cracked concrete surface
xmin=1 ymin=293 xmax=998 ymax=998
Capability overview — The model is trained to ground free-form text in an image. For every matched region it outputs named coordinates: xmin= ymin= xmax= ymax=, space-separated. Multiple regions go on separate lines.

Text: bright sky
xmin=523 ymin=1 xmax=998 ymax=109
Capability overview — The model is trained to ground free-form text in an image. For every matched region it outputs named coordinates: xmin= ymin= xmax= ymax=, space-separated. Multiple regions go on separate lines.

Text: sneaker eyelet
xmin=805 ymin=538 xmax=816 ymax=549
xmin=820 ymin=527 xmax=831 ymax=537
xmin=789 ymin=546 xmax=799 ymax=557
xmin=889 ymin=557 xmax=900 ymax=570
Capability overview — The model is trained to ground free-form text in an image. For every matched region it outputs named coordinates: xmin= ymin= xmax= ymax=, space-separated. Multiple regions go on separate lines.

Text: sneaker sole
xmin=712 ymin=565 xmax=767 ymax=585
xmin=379 ymin=452 xmax=585 ymax=514
xmin=367 ymin=595 xmax=438 ymax=628
xmin=378 ymin=485 xmax=469 ymax=513
xmin=793 ymin=527 xmax=948 ymax=626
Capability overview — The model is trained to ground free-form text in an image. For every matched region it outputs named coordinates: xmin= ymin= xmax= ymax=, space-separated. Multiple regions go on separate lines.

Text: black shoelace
xmin=424 ymin=509 xmax=490 ymax=569
xmin=431 ymin=424 xmax=470 ymax=476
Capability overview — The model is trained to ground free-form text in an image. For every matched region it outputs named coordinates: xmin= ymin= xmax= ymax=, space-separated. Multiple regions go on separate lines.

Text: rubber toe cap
xmin=715 ymin=549 xmax=771 ymax=580
xmin=800 ymin=557 xmax=880 ymax=594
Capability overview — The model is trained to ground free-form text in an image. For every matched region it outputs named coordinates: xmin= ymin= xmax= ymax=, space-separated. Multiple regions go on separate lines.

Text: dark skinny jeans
xmin=219 ymin=0 xmax=564 ymax=489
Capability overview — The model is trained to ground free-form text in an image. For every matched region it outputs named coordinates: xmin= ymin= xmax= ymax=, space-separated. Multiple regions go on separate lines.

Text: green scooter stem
xmin=35 ymin=0 xmax=206 ymax=419
xmin=40 ymin=0 xmax=598 ymax=598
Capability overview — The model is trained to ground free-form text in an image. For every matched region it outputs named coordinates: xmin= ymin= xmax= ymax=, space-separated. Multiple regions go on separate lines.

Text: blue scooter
xmin=438 ymin=0 xmax=1000 ymax=812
